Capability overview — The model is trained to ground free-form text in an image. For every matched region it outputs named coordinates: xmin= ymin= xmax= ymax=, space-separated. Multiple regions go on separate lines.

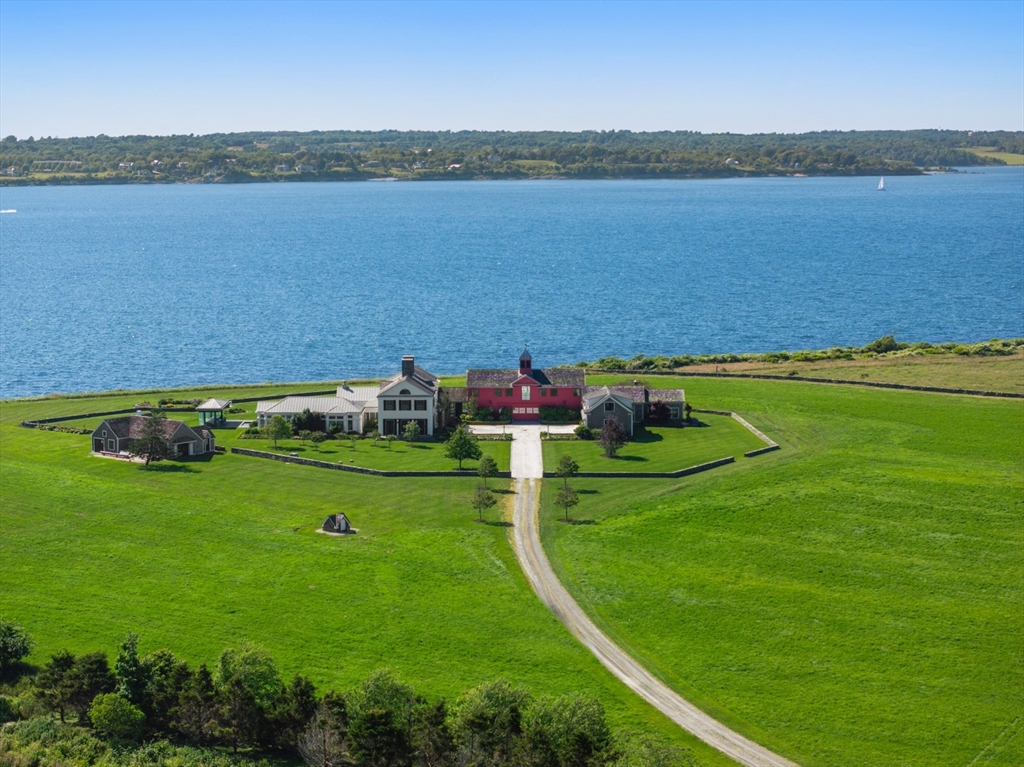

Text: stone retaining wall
xmin=744 ymin=445 xmax=781 ymax=458
xmin=231 ymin=447 xmax=512 ymax=478
xmin=543 ymin=455 xmax=735 ymax=480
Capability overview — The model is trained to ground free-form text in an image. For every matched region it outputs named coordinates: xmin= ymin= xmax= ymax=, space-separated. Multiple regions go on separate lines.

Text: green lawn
xmin=543 ymin=418 xmax=766 ymax=473
xmin=234 ymin=433 xmax=511 ymax=472
xmin=0 ymin=389 xmax=733 ymax=767
xmin=540 ymin=376 xmax=1024 ymax=767
xmin=965 ymin=147 xmax=1024 ymax=165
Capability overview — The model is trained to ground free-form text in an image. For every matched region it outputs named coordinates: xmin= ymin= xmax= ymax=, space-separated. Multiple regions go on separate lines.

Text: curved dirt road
xmin=503 ymin=425 xmax=798 ymax=767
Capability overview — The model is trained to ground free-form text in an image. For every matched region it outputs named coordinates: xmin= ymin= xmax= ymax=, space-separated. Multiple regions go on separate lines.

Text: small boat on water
xmin=877 ymin=177 xmax=885 ymax=192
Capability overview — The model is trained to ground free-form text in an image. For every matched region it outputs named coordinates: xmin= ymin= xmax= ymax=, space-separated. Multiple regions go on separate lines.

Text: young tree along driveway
xmin=500 ymin=425 xmax=799 ymax=767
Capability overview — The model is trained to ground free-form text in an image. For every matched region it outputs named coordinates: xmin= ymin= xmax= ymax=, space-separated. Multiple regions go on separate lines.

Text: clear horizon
xmin=1 ymin=0 xmax=1022 ymax=139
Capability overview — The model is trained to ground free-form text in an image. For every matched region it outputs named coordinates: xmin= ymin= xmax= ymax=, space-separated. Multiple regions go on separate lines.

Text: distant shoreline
xmin=0 ymin=167 xmax=930 ymax=187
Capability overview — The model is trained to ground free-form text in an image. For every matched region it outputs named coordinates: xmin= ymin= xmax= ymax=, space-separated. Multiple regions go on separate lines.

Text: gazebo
xmin=196 ymin=398 xmax=232 ymax=425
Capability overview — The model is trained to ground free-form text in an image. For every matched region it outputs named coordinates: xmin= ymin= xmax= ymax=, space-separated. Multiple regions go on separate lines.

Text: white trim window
xmin=522 ymin=386 xmax=531 ymax=400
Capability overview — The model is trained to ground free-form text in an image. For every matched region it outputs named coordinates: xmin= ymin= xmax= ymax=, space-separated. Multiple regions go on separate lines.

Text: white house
xmin=377 ymin=355 xmax=439 ymax=437
xmin=254 ymin=355 xmax=438 ymax=436
xmin=256 ymin=385 xmax=378 ymax=433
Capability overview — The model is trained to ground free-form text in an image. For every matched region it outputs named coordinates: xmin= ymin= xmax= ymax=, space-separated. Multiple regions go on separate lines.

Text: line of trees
xmin=3 ymin=129 xmax=1020 ymax=185
xmin=0 ymin=624 xmax=695 ymax=767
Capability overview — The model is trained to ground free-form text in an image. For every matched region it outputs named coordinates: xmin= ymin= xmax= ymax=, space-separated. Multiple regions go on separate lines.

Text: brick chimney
xmin=402 ymin=355 xmax=415 ymax=378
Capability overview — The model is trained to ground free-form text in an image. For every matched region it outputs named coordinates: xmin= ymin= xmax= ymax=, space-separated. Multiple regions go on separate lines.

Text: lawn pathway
xmin=503 ymin=425 xmax=799 ymax=767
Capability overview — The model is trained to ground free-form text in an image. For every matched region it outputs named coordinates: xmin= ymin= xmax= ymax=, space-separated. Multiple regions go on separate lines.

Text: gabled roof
xmin=94 ymin=416 xmax=208 ymax=443
xmin=581 ymin=386 xmax=636 ymax=411
xmin=467 ymin=367 xmax=585 ymax=388
xmin=379 ymin=367 xmax=438 ymax=396
xmin=336 ymin=385 xmax=381 ymax=403
xmin=584 ymin=385 xmax=646 ymax=403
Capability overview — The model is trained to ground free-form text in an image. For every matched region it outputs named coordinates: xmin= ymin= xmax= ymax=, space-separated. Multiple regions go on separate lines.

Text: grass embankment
xmin=542 ymin=418 xmax=764 ymax=473
xmin=540 ymin=376 xmax=1024 ymax=767
xmin=965 ymin=147 xmax=1024 ymax=165
xmin=0 ymin=389 xmax=732 ymax=766
xmin=673 ymin=351 xmax=1024 ymax=395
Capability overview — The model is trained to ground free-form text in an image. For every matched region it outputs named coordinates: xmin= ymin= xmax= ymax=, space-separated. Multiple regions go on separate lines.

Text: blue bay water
xmin=1 ymin=170 xmax=1022 ymax=398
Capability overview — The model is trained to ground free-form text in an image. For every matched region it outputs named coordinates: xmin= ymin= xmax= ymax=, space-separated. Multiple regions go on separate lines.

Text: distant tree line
xmin=0 ymin=623 xmax=695 ymax=767
xmin=2 ymin=129 xmax=1020 ymax=185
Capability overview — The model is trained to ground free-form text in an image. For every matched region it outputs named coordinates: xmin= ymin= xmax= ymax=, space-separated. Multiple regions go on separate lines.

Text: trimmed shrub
xmin=89 ymin=693 xmax=145 ymax=741
xmin=574 ymin=424 xmax=594 ymax=440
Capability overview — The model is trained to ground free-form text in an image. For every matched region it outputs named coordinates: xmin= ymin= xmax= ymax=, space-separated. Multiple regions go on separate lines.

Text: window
xmin=494 ymin=388 xmax=503 ymax=397
xmin=505 ymin=388 xmax=513 ymax=397
xmin=574 ymin=388 xmax=581 ymax=396
xmin=604 ymin=401 xmax=615 ymax=411
xmin=399 ymin=400 xmax=412 ymax=411
xmin=383 ymin=400 xmax=396 ymax=411
xmin=414 ymin=400 xmax=427 ymax=411
xmin=550 ymin=388 xmax=559 ymax=397
xmin=400 ymin=388 xmax=411 ymax=395
xmin=522 ymin=386 xmax=531 ymax=400
xmin=472 ymin=389 xmax=479 ymax=396
xmin=101 ymin=430 xmax=107 ymax=437
xmin=540 ymin=388 xmax=547 ymax=397
xmin=107 ymin=439 xmax=115 ymax=451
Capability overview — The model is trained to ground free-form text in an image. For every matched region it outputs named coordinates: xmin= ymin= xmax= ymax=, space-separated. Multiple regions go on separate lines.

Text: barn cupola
xmin=519 ymin=347 xmax=533 ymax=376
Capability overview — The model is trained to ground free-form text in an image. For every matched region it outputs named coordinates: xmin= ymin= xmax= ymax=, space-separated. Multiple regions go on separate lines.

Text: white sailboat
xmin=877 ymin=177 xmax=885 ymax=191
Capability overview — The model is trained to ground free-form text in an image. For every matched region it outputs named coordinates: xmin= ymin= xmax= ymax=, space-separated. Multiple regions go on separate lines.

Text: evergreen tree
xmin=114 ymin=632 xmax=149 ymax=708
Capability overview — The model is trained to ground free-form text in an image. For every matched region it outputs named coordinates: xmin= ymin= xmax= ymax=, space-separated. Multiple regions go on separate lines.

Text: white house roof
xmin=256 ymin=396 xmax=365 ymax=416
xmin=196 ymin=398 xmax=232 ymax=411
xmin=336 ymin=385 xmax=381 ymax=403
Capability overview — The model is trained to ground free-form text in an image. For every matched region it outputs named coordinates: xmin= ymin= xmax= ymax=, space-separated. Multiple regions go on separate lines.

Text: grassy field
xmin=0 ymin=388 xmax=733 ymax=767
xmin=542 ymin=418 xmax=765 ymax=473
xmin=233 ymin=433 xmax=511 ymax=472
xmin=539 ymin=376 xmax=1024 ymax=767
xmin=965 ymin=147 xmax=1024 ymax=165
xmin=661 ymin=350 xmax=1024 ymax=395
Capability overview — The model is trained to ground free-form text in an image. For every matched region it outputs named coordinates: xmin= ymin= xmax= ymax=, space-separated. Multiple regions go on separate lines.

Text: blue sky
xmin=1 ymin=0 xmax=1021 ymax=137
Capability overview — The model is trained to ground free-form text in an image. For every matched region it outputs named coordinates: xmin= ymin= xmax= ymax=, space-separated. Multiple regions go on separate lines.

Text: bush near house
xmin=539 ymin=406 xmax=581 ymax=423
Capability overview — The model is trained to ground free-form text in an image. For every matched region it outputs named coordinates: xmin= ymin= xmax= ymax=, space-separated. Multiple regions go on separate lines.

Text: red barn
xmin=466 ymin=349 xmax=585 ymax=421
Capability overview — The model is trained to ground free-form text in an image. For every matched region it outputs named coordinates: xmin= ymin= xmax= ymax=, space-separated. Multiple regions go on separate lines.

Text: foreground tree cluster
xmin=0 ymin=627 xmax=694 ymax=767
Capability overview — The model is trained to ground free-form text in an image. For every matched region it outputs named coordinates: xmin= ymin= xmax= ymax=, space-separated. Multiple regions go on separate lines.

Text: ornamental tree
xmin=554 ymin=455 xmax=579 ymax=488
xmin=445 ymin=427 xmax=482 ymax=469
xmin=265 ymin=415 xmax=292 ymax=449
xmin=597 ymin=418 xmax=628 ymax=458
xmin=471 ymin=485 xmax=497 ymax=522
xmin=403 ymin=420 xmax=421 ymax=442
xmin=555 ymin=485 xmax=579 ymax=522
xmin=478 ymin=455 xmax=498 ymax=487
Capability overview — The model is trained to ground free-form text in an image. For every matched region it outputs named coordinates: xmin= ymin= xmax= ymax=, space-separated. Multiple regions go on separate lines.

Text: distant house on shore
xmin=581 ymin=385 xmax=685 ymax=435
xmin=91 ymin=415 xmax=215 ymax=458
